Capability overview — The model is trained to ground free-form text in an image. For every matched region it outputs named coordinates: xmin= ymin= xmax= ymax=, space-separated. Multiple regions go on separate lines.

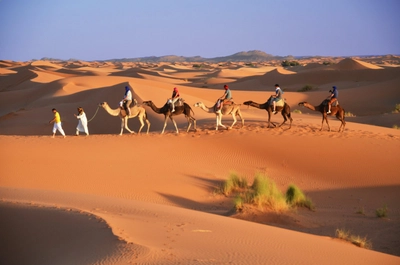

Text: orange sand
xmin=1 ymin=58 xmax=400 ymax=264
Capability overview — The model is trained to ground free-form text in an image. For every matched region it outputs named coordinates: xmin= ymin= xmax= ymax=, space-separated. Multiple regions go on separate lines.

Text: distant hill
xmin=100 ymin=50 xmax=286 ymax=63
xmin=38 ymin=51 xmax=400 ymax=64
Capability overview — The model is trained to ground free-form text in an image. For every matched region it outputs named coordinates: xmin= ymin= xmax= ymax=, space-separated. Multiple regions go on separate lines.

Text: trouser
xmin=124 ymin=100 xmax=132 ymax=115
xmin=53 ymin=122 xmax=65 ymax=136
xmin=171 ymin=98 xmax=179 ymax=110
xmin=328 ymin=98 xmax=337 ymax=109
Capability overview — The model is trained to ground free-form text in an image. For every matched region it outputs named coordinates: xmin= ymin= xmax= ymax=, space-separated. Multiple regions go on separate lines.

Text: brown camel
xmin=243 ymin=96 xmax=292 ymax=129
xmin=298 ymin=100 xmax=346 ymax=132
xmin=193 ymin=101 xmax=244 ymax=130
xmin=142 ymin=100 xmax=196 ymax=134
xmin=99 ymin=102 xmax=150 ymax=135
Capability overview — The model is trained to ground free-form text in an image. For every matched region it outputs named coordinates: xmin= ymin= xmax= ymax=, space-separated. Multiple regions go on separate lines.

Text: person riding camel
xmin=119 ymin=85 xmax=132 ymax=116
xmin=272 ymin=84 xmax=283 ymax=114
xmin=170 ymin=87 xmax=180 ymax=112
xmin=327 ymin=86 xmax=338 ymax=114
xmin=216 ymin=84 xmax=232 ymax=111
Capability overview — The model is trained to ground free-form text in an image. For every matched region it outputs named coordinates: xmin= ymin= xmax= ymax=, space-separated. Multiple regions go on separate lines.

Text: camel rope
xmin=87 ymin=106 xmax=100 ymax=123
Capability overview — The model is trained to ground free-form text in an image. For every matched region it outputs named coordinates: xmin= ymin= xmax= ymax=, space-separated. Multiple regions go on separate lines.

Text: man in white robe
xmin=74 ymin=107 xmax=89 ymax=136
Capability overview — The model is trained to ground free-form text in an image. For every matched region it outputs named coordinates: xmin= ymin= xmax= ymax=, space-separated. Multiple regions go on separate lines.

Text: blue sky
xmin=1 ymin=0 xmax=399 ymax=61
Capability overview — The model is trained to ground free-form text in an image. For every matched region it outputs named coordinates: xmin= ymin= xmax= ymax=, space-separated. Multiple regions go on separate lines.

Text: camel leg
xmin=192 ymin=118 xmax=196 ymax=131
xmin=124 ymin=118 xmax=135 ymax=134
xmin=267 ymin=112 xmax=275 ymax=128
xmin=161 ymin=116 xmax=168 ymax=134
xmin=137 ymin=116 xmax=145 ymax=135
xmin=186 ymin=117 xmax=192 ymax=132
xmin=278 ymin=113 xmax=287 ymax=127
xmin=170 ymin=117 xmax=179 ymax=134
xmin=321 ymin=115 xmax=330 ymax=131
xmin=217 ymin=114 xmax=226 ymax=130
xmin=238 ymin=112 xmax=244 ymax=128
xmin=230 ymin=113 xmax=237 ymax=129
xmin=145 ymin=119 xmax=151 ymax=134
xmin=119 ymin=119 xmax=124 ymax=135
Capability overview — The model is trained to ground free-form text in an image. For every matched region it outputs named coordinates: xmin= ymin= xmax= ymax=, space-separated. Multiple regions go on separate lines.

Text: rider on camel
xmin=216 ymin=84 xmax=232 ymax=111
xmin=120 ymin=85 xmax=132 ymax=116
xmin=272 ymin=84 xmax=283 ymax=114
xmin=327 ymin=86 xmax=338 ymax=114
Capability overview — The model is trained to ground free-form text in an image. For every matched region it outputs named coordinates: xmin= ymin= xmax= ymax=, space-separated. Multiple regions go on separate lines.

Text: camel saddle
xmin=322 ymin=99 xmax=339 ymax=106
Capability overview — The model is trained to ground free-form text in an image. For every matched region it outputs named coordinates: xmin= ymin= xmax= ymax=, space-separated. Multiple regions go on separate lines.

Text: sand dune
xmin=1 ymin=58 xmax=400 ymax=264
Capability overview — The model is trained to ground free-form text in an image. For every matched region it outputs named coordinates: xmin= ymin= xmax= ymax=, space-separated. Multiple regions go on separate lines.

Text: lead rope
xmin=87 ymin=106 xmax=100 ymax=123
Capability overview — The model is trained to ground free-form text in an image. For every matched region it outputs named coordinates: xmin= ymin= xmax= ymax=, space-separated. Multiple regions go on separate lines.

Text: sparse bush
xmin=335 ymin=229 xmax=372 ymax=249
xmin=393 ymin=104 xmax=400 ymax=113
xmin=281 ymin=60 xmax=300 ymax=67
xmin=286 ymin=184 xmax=314 ymax=210
xmin=298 ymin=85 xmax=314 ymax=92
xmin=293 ymin=109 xmax=302 ymax=114
xmin=345 ymin=111 xmax=356 ymax=117
xmin=376 ymin=205 xmax=388 ymax=218
xmin=218 ymin=172 xmax=313 ymax=213
xmin=323 ymin=61 xmax=332 ymax=65
xmin=356 ymin=207 xmax=365 ymax=215
xmin=393 ymin=125 xmax=399 ymax=130
xmin=218 ymin=172 xmax=248 ymax=196
xmin=250 ymin=174 xmax=287 ymax=211
xmin=233 ymin=195 xmax=244 ymax=211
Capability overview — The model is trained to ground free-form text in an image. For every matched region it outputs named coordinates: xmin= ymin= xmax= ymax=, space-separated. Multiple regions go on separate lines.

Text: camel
xmin=99 ymin=102 xmax=150 ymax=135
xmin=243 ymin=96 xmax=293 ymax=129
xmin=298 ymin=100 xmax=346 ymax=132
xmin=142 ymin=100 xmax=196 ymax=134
xmin=193 ymin=101 xmax=244 ymax=130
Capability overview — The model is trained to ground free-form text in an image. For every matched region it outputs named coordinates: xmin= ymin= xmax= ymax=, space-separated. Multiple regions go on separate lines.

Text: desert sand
xmin=1 ymin=57 xmax=400 ymax=264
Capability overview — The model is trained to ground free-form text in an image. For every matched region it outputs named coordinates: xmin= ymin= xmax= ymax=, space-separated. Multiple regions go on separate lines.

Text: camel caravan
xmin=97 ymin=83 xmax=346 ymax=135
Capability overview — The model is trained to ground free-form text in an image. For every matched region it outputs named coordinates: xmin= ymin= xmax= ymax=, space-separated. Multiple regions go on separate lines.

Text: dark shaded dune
xmin=0 ymin=65 xmax=38 ymax=92
xmin=0 ymin=202 xmax=136 ymax=265
xmin=258 ymin=67 xmax=400 ymax=89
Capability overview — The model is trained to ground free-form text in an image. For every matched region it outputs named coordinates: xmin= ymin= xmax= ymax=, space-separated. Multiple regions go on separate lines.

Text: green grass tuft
xmin=376 ymin=205 xmax=388 ymax=218
xmin=219 ymin=172 xmax=248 ymax=196
xmin=292 ymin=109 xmax=302 ymax=114
xmin=286 ymin=184 xmax=314 ymax=210
xmin=345 ymin=111 xmax=356 ymax=117
xmin=392 ymin=103 xmax=400 ymax=113
xmin=335 ymin=228 xmax=372 ymax=249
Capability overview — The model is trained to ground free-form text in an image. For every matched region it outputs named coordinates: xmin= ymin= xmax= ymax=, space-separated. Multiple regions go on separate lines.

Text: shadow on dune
xmin=0 ymin=202 xmax=134 ymax=265
xmin=159 ymin=181 xmax=400 ymax=257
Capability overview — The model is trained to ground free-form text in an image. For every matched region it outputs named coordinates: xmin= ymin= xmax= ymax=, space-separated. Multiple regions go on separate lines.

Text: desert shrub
xmin=219 ymin=172 xmax=313 ymax=213
xmin=293 ymin=109 xmax=302 ymax=114
xmin=219 ymin=172 xmax=248 ymax=196
xmin=393 ymin=103 xmax=400 ymax=113
xmin=393 ymin=125 xmax=399 ymax=130
xmin=233 ymin=195 xmax=244 ymax=211
xmin=323 ymin=61 xmax=332 ymax=65
xmin=376 ymin=205 xmax=388 ymax=218
xmin=356 ymin=207 xmax=365 ymax=215
xmin=285 ymin=184 xmax=314 ymax=210
xmin=345 ymin=111 xmax=356 ymax=117
xmin=298 ymin=85 xmax=313 ymax=92
xmin=250 ymin=174 xmax=288 ymax=211
xmin=335 ymin=229 xmax=372 ymax=249
xmin=281 ymin=60 xmax=300 ymax=67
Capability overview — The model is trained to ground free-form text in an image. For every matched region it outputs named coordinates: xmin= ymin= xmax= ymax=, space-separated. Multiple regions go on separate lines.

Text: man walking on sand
xmin=49 ymin=108 xmax=66 ymax=138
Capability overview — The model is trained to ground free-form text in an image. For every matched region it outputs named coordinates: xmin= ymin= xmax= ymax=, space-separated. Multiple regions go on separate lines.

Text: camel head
xmin=99 ymin=102 xmax=108 ymax=108
xmin=298 ymin=102 xmax=306 ymax=106
xmin=243 ymin=101 xmax=253 ymax=106
xmin=193 ymin=102 xmax=204 ymax=108
xmin=142 ymin=101 xmax=152 ymax=106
